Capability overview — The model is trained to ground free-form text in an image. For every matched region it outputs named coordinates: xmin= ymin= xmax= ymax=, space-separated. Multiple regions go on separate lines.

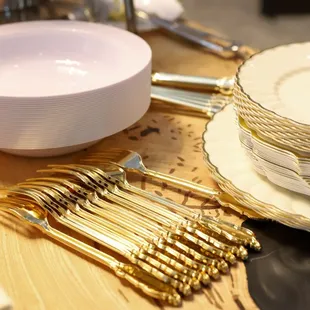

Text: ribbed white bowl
xmin=0 ymin=21 xmax=152 ymax=156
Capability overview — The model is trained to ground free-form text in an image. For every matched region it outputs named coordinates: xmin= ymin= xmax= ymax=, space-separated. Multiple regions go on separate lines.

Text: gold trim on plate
xmin=202 ymin=104 xmax=310 ymax=231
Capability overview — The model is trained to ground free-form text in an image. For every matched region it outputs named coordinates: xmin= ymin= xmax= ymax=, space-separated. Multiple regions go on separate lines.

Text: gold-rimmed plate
xmin=237 ymin=42 xmax=310 ymax=127
xmin=238 ymin=117 xmax=310 ymax=176
xmin=240 ymin=141 xmax=310 ymax=197
xmin=203 ymin=104 xmax=310 ymax=231
xmin=234 ymin=42 xmax=310 ymax=155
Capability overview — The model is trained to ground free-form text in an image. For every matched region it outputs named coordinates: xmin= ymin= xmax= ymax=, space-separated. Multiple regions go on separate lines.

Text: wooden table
xmin=0 ymin=29 xmax=258 ymax=310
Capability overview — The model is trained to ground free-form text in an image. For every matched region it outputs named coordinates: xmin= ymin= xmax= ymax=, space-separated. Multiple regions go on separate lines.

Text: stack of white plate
xmin=203 ymin=42 xmax=310 ymax=231
xmin=232 ymin=42 xmax=310 ymax=196
xmin=0 ymin=20 xmax=152 ymax=157
xmin=238 ymin=118 xmax=310 ymax=196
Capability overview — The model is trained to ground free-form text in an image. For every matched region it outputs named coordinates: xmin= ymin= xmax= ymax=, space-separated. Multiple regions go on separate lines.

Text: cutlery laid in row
xmin=152 ymin=72 xmax=234 ymax=95
xmin=0 ymin=162 xmax=261 ymax=305
xmin=151 ymin=85 xmax=230 ymax=116
xmin=83 ymin=149 xmax=261 ymax=218
xmin=0 ymin=196 xmax=181 ymax=305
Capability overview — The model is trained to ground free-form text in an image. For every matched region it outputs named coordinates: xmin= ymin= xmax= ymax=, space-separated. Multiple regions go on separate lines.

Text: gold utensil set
xmin=0 ymin=150 xmax=261 ymax=305
xmin=151 ymin=72 xmax=233 ymax=116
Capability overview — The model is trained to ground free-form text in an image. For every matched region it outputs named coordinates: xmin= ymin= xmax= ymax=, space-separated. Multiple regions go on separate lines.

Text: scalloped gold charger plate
xmin=203 ymin=104 xmax=310 ymax=231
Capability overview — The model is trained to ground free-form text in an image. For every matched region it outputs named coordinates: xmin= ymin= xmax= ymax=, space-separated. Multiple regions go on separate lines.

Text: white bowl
xmin=0 ymin=140 xmax=101 ymax=158
xmin=0 ymin=20 xmax=152 ymax=155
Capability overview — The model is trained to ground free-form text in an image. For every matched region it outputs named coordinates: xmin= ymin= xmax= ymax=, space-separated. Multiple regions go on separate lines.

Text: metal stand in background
xmin=123 ymin=0 xmax=137 ymax=34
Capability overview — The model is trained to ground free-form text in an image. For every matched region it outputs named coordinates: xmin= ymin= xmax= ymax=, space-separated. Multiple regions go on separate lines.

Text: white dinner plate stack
xmin=232 ymin=42 xmax=310 ymax=197
xmin=0 ymin=21 xmax=152 ymax=157
xmin=203 ymin=42 xmax=310 ymax=231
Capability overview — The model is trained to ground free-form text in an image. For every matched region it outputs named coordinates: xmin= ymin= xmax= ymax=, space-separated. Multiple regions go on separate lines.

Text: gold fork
xmin=13 ymin=184 xmax=206 ymax=294
xmin=81 ymin=149 xmax=261 ymax=218
xmin=0 ymin=196 xmax=182 ymax=305
xmin=22 ymin=174 xmax=234 ymax=270
xmin=34 ymin=164 xmax=260 ymax=253
xmin=73 ymin=163 xmax=259 ymax=242
xmin=43 ymin=163 xmax=260 ymax=251
xmin=17 ymin=179 xmax=216 ymax=286
xmin=21 ymin=176 xmax=234 ymax=277
xmin=1 ymin=168 xmax=262 ymax=301
xmin=4 ymin=186 xmax=195 ymax=295
xmin=19 ymin=178 xmax=237 ymax=283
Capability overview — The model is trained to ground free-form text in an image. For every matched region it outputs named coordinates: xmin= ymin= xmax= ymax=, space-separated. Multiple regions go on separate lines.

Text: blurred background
xmin=1 ymin=0 xmax=310 ymax=51
xmin=182 ymin=0 xmax=310 ymax=49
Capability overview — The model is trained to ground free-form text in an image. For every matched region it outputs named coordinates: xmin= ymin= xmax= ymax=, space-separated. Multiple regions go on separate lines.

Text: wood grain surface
xmin=0 ymin=287 xmax=12 ymax=310
xmin=0 ymin=29 xmax=258 ymax=310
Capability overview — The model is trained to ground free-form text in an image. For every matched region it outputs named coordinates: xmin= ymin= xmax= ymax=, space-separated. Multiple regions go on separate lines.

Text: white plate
xmin=203 ymin=104 xmax=310 ymax=231
xmin=238 ymin=120 xmax=310 ymax=176
xmin=0 ymin=21 xmax=152 ymax=154
xmin=237 ymin=42 xmax=310 ymax=126
xmin=240 ymin=141 xmax=310 ymax=196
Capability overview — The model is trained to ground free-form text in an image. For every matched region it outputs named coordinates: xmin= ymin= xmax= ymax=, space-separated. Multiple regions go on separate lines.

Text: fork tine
xmin=83 ymin=149 xmax=130 ymax=161
xmin=37 ymin=168 xmax=99 ymax=190
xmin=26 ymin=176 xmax=77 ymax=186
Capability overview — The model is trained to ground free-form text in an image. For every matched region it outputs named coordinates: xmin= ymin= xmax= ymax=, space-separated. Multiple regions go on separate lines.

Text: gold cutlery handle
xmin=0 ymin=201 xmax=119 ymax=269
xmin=2 ymin=204 xmax=181 ymax=305
xmin=47 ymin=225 xmax=120 ymax=269
xmin=150 ymin=90 xmax=225 ymax=117
xmin=125 ymin=183 xmax=196 ymax=218
xmin=49 ymin=227 xmax=181 ymax=304
xmin=151 ymin=72 xmax=234 ymax=95
xmin=118 ymin=265 xmax=181 ymax=306
xmin=139 ymin=168 xmax=221 ymax=199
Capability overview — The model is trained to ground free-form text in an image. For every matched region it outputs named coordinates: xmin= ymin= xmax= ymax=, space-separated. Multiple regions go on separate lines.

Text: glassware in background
xmin=0 ymin=0 xmax=40 ymax=12
xmin=123 ymin=0 xmax=137 ymax=33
